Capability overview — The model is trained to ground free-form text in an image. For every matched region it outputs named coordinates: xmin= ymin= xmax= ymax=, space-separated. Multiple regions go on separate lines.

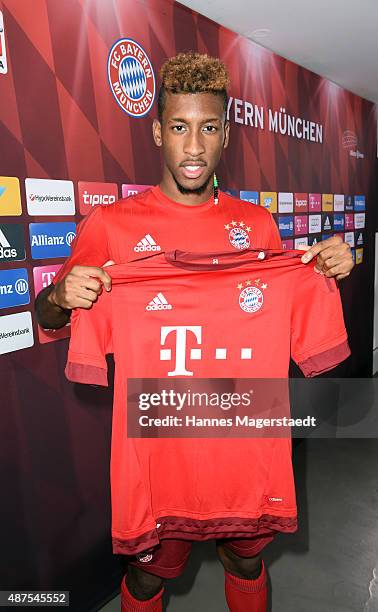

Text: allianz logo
xmin=0 ymin=279 xmax=28 ymax=295
xmin=31 ymin=232 xmax=75 ymax=247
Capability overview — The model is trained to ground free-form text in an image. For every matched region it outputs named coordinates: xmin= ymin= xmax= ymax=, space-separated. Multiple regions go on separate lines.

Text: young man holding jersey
xmin=35 ymin=52 xmax=353 ymax=611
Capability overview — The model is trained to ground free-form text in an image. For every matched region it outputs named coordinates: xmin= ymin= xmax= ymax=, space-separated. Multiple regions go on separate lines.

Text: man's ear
xmin=223 ymin=120 xmax=230 ymax=149
xmin=152 ymin=118 xmax=162 ymax=147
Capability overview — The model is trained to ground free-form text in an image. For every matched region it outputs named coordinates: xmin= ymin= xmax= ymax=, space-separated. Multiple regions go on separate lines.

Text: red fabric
xmin=298 ymin=339 xmax=351 ymax=376
xmin=65 ymin=250 xmax=350 ymax=555
xmin=220 ymin=535 xmax=275 ymax=558
xmin=52 ymin=185 xmax=282 ymax=285
xmin=112 ymin=514 xmax=296 ymax=557
xmin=126 ymin=535 xmax=275 ymax=579
xmin=225 ymin=562 xmax=267 ymax=611
xmin=121 ymin=576 xmax=163 ymax=612
xmin=128 ymin=538 xmax=192 ymax=579
xmin=64 ymin=362 xmax=108 ymax=386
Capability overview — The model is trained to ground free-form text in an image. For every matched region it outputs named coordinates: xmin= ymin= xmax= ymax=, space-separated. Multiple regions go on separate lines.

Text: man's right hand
xmin=48 ymin=264 xmax=113 ymax=311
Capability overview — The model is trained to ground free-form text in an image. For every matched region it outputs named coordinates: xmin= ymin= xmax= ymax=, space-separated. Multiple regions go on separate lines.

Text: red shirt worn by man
xmin=65 ymin=248 xmax=350 ymax=555
xmin=53 ymin=187 xmax=282 ymax=284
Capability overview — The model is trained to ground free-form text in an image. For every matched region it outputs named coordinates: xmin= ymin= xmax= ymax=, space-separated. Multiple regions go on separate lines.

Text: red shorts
xmin=127 ymin=534 xmax=275 ymax=579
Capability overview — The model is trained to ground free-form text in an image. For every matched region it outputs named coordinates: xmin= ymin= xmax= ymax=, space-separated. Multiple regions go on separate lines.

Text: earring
xmin=213 ymin=173 xmax=219 ymax=205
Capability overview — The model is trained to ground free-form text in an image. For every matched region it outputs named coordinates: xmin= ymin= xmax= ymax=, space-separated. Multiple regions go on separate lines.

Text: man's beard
xmin=171 ymin=171 xmax=213 ymax=196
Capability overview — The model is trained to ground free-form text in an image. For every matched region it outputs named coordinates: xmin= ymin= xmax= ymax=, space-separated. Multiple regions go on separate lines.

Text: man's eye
xmin=172 ymin=125 xmax=185 ymax=132
xmin=203 ymin=125 xmax=217 ymax=132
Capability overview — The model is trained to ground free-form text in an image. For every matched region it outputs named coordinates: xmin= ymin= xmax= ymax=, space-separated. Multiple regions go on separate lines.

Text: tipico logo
xmin=107 ymin=38 xmax=155 ymax=118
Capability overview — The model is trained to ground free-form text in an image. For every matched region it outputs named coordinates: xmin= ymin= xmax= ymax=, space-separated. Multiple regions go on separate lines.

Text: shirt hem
xmin=112 ymin=513 xmax=297 ymax=556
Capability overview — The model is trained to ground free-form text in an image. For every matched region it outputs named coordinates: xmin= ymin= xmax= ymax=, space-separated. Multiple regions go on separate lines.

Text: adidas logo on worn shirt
xmin=146 ymin=293 xmax=172 ymax=311
xmin=134 ymin=234 xmax=161 ymax=252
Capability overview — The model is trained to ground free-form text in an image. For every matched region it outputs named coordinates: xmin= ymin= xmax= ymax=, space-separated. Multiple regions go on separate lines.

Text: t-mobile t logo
xmin=160 ymin=325 xmax=253 ymax=376
xmin=41 ymin=271 xmax=56 ymax=288
xmin=160 ymin=326 xmax=202 ymax=376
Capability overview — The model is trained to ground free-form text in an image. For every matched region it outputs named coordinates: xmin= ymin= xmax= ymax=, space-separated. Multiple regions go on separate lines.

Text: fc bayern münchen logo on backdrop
xmin=107 ymin=38 xmax=155 ymax=118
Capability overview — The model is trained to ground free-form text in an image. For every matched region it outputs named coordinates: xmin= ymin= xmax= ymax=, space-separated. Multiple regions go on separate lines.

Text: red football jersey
xmin=65 ymin=249 xmax=350 ymax=555
xmin=53 ymin=186 xmax=281 ymax=284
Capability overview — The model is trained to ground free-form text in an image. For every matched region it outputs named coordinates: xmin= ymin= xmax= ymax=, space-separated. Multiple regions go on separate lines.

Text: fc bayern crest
xmin=107 ymin=38 xmax=155 ymax=118
xmin=137 ymin=552 xmax=153 ymax=563
xmin=237 ymin=278 xmax=268 ymax=313
xmin=225 ymin=221 xmax=251 ymax=250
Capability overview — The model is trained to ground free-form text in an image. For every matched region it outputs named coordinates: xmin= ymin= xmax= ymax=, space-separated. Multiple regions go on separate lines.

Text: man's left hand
xmin=298 ymin=235 xmax=354 ymax=281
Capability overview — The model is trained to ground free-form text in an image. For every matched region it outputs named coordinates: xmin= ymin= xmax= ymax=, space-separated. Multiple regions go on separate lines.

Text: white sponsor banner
xmin=0 ymin=11 xmax=7 ymax=75
xmin=26 ymin=178 xmax=75 ymax=215
xmin=333 ymin=194 xmax=345 ymax=212
xmin=295 ymin=237 xmax=308 ymax=248
xmin=0 ymin=311 xmax=34 ymax=354
xmin=309 ymin=215 xmax=321 ymax=234
xmin=278 ymin=192 xmax=294 ymax=213
xmin=354 ymin=213 xmax=365 ymax=229
xmin=344 ymin=232 xmax=355 ymax=247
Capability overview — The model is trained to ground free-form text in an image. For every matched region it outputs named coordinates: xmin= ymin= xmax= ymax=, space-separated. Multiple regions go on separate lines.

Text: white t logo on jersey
xmin=160 ymin=325 xmax=253 ymax=376
xmin=160 ymin=326 xmax=202 ymax=376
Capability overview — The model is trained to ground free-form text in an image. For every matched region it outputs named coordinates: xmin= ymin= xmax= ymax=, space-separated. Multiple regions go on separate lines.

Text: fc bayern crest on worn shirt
xmin=237 ymin=278 xmax=268 ymax=313
xmin=225 ymin=221 xmax=251 ymax=249
xmin=107 ymin=38 xmax=155 ymax=118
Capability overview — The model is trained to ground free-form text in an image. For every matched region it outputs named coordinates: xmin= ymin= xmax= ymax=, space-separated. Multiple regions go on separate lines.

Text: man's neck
xmin=158 ymin=177 xmax=213 ymax=206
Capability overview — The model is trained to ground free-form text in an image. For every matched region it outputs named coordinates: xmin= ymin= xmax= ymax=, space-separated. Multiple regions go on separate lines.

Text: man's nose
xmin=183 ymin=130 xmax=205 ymax=156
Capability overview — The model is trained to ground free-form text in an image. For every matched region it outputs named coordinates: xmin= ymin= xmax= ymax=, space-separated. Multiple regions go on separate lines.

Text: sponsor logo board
xmin=309 ymin=193 xmax=321 ymax=212
xmin=333 ymin=194 xmax=345 ymax=212
xmin=0 ymin=311 xmax=34 ymax=354
xmin=278 ymin=216 xmax=293 ymax=237
xmin=278 ymin=192 xmax=293 ymax=213
xmin=309 ymin=215 xmax=321 ymax=233
xmin=0 ymin=177 xmax=22 ymax=216
xmin=33 ymin=265 xmax=70 ymax=344
xmin=78 ymin=181 xmax=118 ymax=215
xmin=294 ymin=193 xmax=308 ymax=213
xmin=29 ymin=223 xmax=76 ymax=259
xmin=122 ymin=184 xmax=152 ymax=198
xmin=0 ymin=224 xmax=25 ymax=261
xmin=260 ymin=192 xmax=277 ymax=213
xmin=25 ymin=178 xmax=75 ymax=215
xmin=240 ymin=191 xmax=259 ymax=205
xmin=0 ymin=268 xmax=30 ymax=309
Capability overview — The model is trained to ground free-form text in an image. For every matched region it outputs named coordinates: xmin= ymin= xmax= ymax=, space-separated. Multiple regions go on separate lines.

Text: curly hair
xmin=157 ymin=51 xmax=230 ymax=121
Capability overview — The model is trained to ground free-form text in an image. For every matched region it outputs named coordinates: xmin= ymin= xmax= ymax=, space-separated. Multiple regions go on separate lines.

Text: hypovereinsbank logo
xmin=25 ymin=178 xmax=75 ymax=215
xmin=0 ymin=312 xmax=34 ymax=354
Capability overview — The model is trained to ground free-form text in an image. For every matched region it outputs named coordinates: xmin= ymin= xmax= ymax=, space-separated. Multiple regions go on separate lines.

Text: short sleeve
xmin=291 ymin=269 xmax=351 ymax=377
xmin=65 ymin=292 xmax=113 ymax=387
xmin=53 ymin=205 xmax=109 ymax=284
xmin=265 ymin=213 xmax=282 ymax=249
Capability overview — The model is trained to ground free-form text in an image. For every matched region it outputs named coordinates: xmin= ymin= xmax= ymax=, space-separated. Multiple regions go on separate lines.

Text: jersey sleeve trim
xmin=297 ymin=339 xmax=351 ymax=377
xmin=65 ymin=352 xmax=108 ymax=386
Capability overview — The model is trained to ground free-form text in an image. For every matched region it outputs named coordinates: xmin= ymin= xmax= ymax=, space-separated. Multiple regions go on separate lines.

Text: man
xmin=35 ymin=52 xmax=354 ymax=611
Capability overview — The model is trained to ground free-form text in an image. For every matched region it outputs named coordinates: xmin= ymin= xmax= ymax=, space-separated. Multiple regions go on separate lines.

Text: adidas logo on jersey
xmin=146 ymin=293 xmax=172 ymax=311
xmin=134 ymin=234 xmax=161 ymax=252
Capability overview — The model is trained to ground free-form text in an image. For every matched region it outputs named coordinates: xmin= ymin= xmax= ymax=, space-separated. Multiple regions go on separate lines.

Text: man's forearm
xmin=34 ymin=284 xmax=71 ymax=330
